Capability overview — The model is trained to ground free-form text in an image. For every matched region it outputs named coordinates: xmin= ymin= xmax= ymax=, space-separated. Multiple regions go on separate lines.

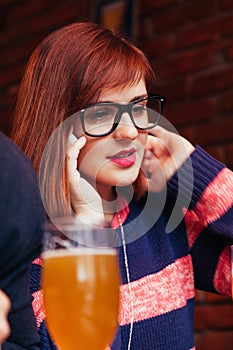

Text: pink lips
xmin=107 ymin=148 xmax=136 ymax=167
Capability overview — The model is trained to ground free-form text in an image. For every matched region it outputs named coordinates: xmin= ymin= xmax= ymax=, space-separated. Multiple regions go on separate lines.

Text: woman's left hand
xmin=142 ymin=126 xmax=195 ymax=192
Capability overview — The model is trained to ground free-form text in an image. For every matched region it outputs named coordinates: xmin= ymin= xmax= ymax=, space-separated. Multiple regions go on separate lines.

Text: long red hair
xmin=10 ymin=21 xmax=156 ymax=217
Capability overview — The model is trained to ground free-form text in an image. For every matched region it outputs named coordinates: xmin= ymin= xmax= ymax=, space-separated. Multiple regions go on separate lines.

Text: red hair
xmin=10 ymin=21 xmax=156 ymax=217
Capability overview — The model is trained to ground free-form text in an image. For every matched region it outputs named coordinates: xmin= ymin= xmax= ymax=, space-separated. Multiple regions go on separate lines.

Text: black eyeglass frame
xmin=79 ymin=94 xmax=166 ymax=137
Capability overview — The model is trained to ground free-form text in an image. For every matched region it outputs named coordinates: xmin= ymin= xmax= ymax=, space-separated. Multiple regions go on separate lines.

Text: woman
xmin=11 ymin=22 xmax=233 ymax=350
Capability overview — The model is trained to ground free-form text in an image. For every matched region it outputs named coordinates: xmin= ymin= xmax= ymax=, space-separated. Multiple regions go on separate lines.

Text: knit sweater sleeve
xmin=167 ymin=146 xmax=233 ymax=295
xmin=30 ymin=257 xmax=58 ymax=350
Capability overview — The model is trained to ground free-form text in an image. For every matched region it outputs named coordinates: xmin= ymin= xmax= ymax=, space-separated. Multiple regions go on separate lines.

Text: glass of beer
xmin=41 ymin=217 xmax=120 ymax=350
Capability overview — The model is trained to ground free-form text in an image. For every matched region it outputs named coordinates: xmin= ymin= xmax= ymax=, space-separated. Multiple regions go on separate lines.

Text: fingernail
xmin=78 ymin=136 xmax=86 ymax=145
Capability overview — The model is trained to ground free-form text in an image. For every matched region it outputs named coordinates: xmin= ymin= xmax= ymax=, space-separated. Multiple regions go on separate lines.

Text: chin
xmin=116 ymin=169 xmax=140 ymax=186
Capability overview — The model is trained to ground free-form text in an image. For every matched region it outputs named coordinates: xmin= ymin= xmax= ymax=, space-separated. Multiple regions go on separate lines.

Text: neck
xmin=92 ymin=184 xmax=117 ymax=224
xmin=101 ymin=191 xmax=118 ymax=224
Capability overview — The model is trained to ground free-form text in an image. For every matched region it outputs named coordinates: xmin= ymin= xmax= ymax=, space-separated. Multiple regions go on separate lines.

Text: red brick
xmin=141 ymin=0 xmax=217 ymax=33
xmin=225 ymin=142 xmax=233 ymax=169
xmin=195 ymin=291 xmax=231 ymax=304
xmin=0 ymin=63 xmax=25 ymax=86
xmin=0 ymin=38 xmax=37 ymax=67
xmin=139 ymin=0 xmax=176 ymax=16
xmin=195 ymin=290 xmax=207 ymax=303
xmin=219 ymin=14 xmax=233 ymax=37
xmin=195 ymin=331 xmax=233 ymax=350
xmin=226 ymin=42 xmax=233 ymax=60
xmin=193 ymin=66 xmax=233 ymax=95
xmin=0 ymin=107 xmax=13 ymax=135
xmin=164 ymin=98 xmax=216 ymax=126
xmin=219 ymin=0 xmax=233 ymax=11
xmin=156 ymin=44 xmax=220 ymax=79
xmin=7 ymin=0 xmax=51 ymax=22
xmin=27 ymin=10 xmax=75 ymax=34
xmin=157 ymin=77 xmax=190 ymax=103
xmin=142 ymin=34 xmax=174 ymax=59
xmin=205 ymin=292 xmax=232 ymax=303
xmin=204 ymin=145 xmax=227 ymax=164
xmin=177 ymin=125 xmax=196 ymax=144
xmin=0 ymin=22 xmax=26 ymax=45
xmin=0 ymin=0 xmax=17 ymax=6
xmin=194 ymin=303 xmax=233 ymax=330
xmin=194 ymin=117 xmax=233 ymax=146
xmin=176 ymin=19 xmax=220 ymax=49
xmin=219 ymin=91 xmax=233 ymax=113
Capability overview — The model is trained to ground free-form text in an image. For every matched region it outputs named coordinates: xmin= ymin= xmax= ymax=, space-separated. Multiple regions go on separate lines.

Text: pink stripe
xmin=32 ymin=256 xmax=43 ymax=266
xmin=32 ymin=290 xmax=45 ymax=327
xmin=213 ymin=246 xmax=232 ymax=296
xmin=185 ymin=168 xmax=233 ymax=248
xmin=119 ymin=255 xmax=194 ymax=325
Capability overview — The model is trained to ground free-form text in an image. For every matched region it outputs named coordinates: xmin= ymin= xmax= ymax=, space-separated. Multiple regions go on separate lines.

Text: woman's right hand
xmin=66 ymin=135 xmax=104 ymax=225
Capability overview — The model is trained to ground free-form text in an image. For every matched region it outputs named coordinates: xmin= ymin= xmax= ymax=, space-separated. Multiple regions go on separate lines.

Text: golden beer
xmin=42 ymin=248 xmax=120 ymax=350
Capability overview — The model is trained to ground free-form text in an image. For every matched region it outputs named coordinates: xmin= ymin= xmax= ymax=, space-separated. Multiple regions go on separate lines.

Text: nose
xmin=113 ymin=112 xmax=138 ymax=140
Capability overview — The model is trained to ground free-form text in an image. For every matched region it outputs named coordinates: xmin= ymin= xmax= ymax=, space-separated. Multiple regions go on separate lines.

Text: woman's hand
xmin=0 ymin=290 xmax=10 ymax=344
xmin=66 ymin=135 xmax=104 ymax=225
xmin=142 ymin=126 xmax=195 ymax=192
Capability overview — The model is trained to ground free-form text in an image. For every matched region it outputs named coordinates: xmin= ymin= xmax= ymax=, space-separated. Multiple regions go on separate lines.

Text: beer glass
xmin=42 ymin=217 xmax=120 ymax=350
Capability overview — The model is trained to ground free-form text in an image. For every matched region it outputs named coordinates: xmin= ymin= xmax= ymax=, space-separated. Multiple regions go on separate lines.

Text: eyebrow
xmin=97 ymin=94 xmax=148 ymax=104
xmin=131 ymin=94 xmax=148 ymax=103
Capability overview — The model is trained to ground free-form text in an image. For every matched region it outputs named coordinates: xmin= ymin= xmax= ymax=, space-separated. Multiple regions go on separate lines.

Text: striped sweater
xmin=30 ymin=146 xmax=233 ymax=350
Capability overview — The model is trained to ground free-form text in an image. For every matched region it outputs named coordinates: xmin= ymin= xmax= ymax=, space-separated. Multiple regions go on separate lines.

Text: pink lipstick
xmin=107 ymin=148 xmax=136 ymax=167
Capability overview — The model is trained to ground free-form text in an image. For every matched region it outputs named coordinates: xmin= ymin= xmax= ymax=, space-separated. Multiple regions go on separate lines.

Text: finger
xmin=143 ymin=148 xmax=154 ymax=160
xmin=67 ymin=135 xmax=86 ymax=159
xmin=148 ymin=125 xmax=169 ymax=138
xmin=141 ymin=155 xmax=161 ymax=179
xmin=66 ymin=136 xmax=86 ymax=182
xmin=146 ymin=135 xmax=169 ymax=158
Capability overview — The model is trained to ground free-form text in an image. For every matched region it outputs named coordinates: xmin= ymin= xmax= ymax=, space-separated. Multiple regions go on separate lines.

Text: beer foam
xmin=43 ymin=248 xmax=116 ymax=259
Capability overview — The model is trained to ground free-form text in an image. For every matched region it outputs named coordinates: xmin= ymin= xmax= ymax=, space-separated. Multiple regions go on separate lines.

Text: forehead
xmin=98 ymin=79 xmax=147 ymax=103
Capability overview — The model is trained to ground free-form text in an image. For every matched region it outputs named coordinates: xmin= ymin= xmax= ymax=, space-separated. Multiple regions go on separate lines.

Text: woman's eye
xmin=94 ymin=110 xmax=109 ymax=119
xmin=133 ymin=104 xmax=146 ymax=115
xmin=86 ymin=108 xmax=112 ymax=122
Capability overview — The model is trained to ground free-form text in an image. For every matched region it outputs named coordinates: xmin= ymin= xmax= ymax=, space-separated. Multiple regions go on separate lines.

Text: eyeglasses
xmin=79 ymin=94 xmax=165 ymax=137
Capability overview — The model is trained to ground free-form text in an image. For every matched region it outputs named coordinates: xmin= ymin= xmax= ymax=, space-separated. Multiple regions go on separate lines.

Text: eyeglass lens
xmin=83 ymin=97 xmax=162 ymax=136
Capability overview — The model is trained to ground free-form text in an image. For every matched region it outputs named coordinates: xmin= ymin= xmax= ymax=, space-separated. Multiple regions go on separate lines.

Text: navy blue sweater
xmin=31 ymin=146 xmax=233 ymax=349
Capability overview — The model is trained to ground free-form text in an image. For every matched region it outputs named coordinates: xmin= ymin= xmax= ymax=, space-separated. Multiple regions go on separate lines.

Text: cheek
xmin=77 ymin=143 xmax=103 ymax=178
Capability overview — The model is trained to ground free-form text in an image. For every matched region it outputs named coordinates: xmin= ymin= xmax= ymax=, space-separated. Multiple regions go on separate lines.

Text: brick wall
xmin=0 ymin=1 xmax=232 ymax=349
xmin=0 ymin=0 xmax=93 ymax=134
xmin=139 ymin=0 xmax=233 ymax=170
xmin=139 ymin=1 xmax=233 ymax=349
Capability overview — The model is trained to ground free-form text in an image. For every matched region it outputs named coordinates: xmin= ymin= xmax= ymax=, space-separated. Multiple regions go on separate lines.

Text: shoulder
xmin=0 ymin=132 xmax=34 ymax=174
xmin=0 ymin=132 xmax=38 ymax=193
xmin=0 ymin=132 xmax=45 ymax=235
